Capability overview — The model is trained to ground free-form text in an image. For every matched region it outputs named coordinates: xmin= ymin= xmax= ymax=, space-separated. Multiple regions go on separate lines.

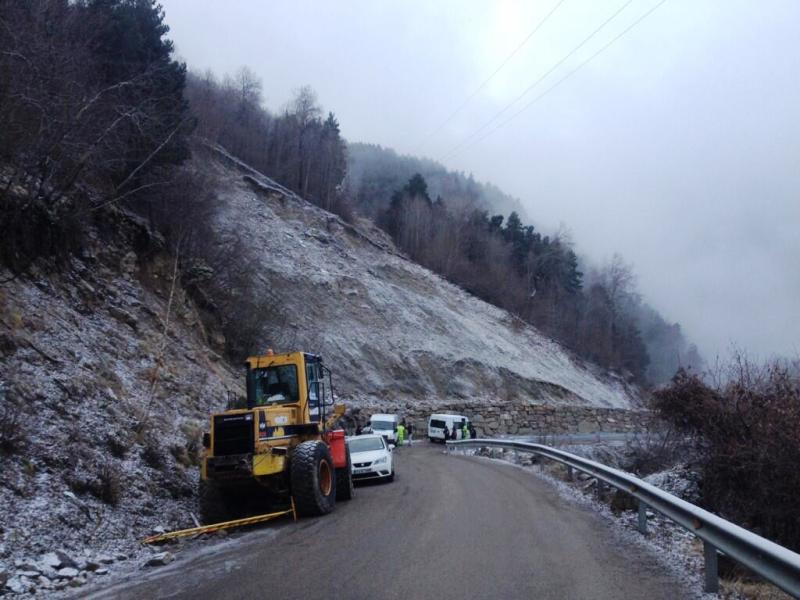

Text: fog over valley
xmin=162 ymin=0 xmax=800 ymax=362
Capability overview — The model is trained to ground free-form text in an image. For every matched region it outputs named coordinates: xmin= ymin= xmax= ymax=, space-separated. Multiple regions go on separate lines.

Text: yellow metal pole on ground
xmin=142 ymin=504 xmax=296 ymax=545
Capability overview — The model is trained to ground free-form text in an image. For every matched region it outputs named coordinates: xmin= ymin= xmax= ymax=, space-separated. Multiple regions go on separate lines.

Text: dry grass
xmin=96 ymin=364 xmax=125 ymax=399
xmin=721 ymin=579 xmax=792 ymax=599
xmin=0 ymin=401 xmax=28 ymax=455
xmin=96 ymin=462 xmax=122 ymax=506
xmin=141 ymin=435 xmax=166 ymax=470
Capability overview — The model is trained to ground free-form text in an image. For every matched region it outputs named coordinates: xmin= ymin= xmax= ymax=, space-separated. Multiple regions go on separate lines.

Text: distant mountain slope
xmin=210 ymin=146 xmax=639 ymax=409
xmin=345 ymin=142 xmax=527 ymax=220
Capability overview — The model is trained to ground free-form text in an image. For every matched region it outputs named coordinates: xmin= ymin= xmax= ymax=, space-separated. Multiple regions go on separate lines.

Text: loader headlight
xmin=374 ymin=456 xmax=387 ymax=465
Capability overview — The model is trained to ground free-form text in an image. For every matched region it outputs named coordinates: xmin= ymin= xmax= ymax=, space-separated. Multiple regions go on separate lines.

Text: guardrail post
xmin=703 ymin=541 xmax=719 ymax=593
xmin=566 ymin=465 xmax=573 ymax=481
xmin=637 ymin=500 xmax=647 ymax=535
xmin=596 ymin=479 xmax=605 ymax=498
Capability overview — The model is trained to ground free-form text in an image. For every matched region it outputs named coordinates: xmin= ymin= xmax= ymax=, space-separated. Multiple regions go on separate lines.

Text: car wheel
xmin=387 ymin=469 xmax=395 ymax=483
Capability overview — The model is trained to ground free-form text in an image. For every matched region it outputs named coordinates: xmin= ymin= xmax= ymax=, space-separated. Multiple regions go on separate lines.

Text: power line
xmin=460 ymin=0 xmax=669 ymax=154
xmin=415 ymin=0 xmax=567 ymax=150
xmin=439 ymin=0 xmax=635 ymax=161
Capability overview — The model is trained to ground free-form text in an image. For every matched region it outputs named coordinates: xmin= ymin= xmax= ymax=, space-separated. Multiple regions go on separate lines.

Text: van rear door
xmin=428 ymin=417 xmax=447 ymax=440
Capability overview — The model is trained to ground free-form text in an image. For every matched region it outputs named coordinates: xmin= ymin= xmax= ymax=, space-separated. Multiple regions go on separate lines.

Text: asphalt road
xmin=88 ymin=443 xmax=685 ymax=600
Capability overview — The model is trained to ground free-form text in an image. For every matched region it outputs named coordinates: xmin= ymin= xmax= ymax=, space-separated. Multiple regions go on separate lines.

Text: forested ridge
xmin=0 ymin=0 xmax=701 ymax=385
xmin=346 ymin=142 xmax=526 ymax=219
xmin=181 ymin=67 xmax=703 ymax=385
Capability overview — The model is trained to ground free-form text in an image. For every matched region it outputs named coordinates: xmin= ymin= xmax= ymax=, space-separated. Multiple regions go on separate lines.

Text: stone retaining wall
xmin=347 ymin=401 xmax=652 ymax=438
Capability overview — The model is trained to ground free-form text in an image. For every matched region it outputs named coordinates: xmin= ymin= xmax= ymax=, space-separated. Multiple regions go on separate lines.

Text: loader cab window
xmin=306 ymin=362 xmax=321 ymax=422
xmin=249 ymin=365 xmax=299 ymax=406
xmin=306 ymin=363 xmax=320 ymax=403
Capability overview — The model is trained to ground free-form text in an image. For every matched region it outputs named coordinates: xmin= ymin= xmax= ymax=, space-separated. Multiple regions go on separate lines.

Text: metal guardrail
xmin=447 ymin=439 xmax=800 ymax=597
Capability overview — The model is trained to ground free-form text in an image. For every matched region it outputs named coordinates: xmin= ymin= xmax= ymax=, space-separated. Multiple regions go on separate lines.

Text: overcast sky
xmin=161 ymin=0 xmax=800 ymax=362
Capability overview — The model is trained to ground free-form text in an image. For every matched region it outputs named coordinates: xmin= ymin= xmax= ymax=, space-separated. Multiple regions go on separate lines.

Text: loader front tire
xmin=291 ymin=441 xmax=336 ymax=516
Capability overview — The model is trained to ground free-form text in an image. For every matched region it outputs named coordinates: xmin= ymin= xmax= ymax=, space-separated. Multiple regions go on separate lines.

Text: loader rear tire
xmin=291 ymin=441 xmax=336 ymax=516
xmin=335 ymin=445 xmax=354 ymax=501
xmin=198 ymin=479 xmax=233 ymax=525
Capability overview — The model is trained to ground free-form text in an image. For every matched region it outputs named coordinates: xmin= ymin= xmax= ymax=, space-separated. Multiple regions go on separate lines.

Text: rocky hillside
xmin=208 ymin=144 xmax=640 ymax=410
xmin=0 ymin=208 xmax=241 ymax=593
xmin=0 ymin=145 xmax=640 ymax=593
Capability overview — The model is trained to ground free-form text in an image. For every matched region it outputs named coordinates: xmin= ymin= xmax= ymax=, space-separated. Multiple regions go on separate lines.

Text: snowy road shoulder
xmin=79 ymin=524 xmax=285 ymax=599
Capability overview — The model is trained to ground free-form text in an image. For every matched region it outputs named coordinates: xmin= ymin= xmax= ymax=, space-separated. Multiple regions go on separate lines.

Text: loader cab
xmin=245 ymin=351 xmax=335 ymax=423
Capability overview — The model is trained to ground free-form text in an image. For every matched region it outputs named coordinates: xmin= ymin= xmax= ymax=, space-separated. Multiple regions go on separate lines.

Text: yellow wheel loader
xmin=199 ymin=350 xmax=353 ymax=521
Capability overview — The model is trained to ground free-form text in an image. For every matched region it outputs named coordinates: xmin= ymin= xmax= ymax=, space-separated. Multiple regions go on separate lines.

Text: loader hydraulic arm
xmin=324 ymin=404 xmax=346 ymax=431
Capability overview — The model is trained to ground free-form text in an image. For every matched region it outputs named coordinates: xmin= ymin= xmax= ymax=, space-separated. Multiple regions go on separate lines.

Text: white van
xmin=428 ymin=414 xmax=470 ymax=443
xmin=369 ymin=413 xmax=399 ymax=444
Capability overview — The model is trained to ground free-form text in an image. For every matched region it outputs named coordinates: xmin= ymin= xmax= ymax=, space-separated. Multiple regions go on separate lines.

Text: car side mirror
xmin=388 ymin=444 xmax=395 ymax=451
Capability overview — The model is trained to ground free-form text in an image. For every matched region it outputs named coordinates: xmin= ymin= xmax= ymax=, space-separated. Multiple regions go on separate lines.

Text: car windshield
xmin=349 ymin=437 xmax=385 ymax=452
xmin=251 ymin=365 xmax=299 ymax=406
xmin=371 ymin=420 xmax=394 ymax=430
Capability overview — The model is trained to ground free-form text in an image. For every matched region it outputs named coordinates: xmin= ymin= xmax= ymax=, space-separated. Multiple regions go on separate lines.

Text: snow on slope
xmin=207 ymin=146 xmax=640 ymax=409
xmin=0 ymin=214 xmax=240 ymax=587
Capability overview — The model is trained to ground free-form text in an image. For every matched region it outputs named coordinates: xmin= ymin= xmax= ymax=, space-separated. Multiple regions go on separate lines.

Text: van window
xmin=430 ymin=419 xmax=446 ymax=428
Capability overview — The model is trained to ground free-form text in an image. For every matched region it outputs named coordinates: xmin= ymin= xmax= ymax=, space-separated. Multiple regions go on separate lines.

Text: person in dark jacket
xmin=468 ymin=423 xmax=477 ymax=439
xmin=443 ymin=424 xmax=450 ymax=441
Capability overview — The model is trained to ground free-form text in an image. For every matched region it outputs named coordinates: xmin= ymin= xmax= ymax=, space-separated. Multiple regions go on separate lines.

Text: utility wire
xmin=439 ymin=0 xmax=635 ymax=161
xmin=458 ymin=0 xmax=669 ymax=154
xmin=416 ymin=0 xmax=567 ymax=150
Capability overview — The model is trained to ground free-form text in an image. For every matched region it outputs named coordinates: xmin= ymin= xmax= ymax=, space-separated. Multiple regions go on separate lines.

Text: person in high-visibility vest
xmin=396 ymin=423 xmax=405 ymax=446
xmin=462 ymin=422 xmax=469 ymax=440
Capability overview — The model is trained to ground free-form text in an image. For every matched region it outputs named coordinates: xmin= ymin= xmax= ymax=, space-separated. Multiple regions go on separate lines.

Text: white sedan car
xmin=347 ymin=434 xmax=394 ymax=482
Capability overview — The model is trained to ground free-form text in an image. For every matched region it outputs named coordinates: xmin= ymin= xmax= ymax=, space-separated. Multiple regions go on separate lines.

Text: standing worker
xmin=462 ymin=421 xmax=469 ymax=440
xmin=396 ymin=422 xmax=406 ymax=447
xmin=406 ymin=421 xmax=413 ymax=446
xmin=468 ymin=422 xmax=477 ymax=440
